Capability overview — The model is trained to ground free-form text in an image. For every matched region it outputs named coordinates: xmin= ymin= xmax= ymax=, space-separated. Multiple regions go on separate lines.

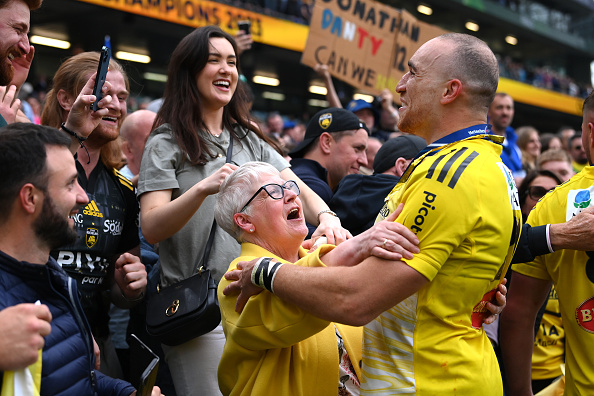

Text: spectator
xmin=266 ymin=111 xmax=284 ymax=140
xmin=539 ymin=132 xmax=562 ymax=153
xmin=500 ymin=90 xmax=594 ymax=396
xmin=517 ymin=169 xmax=562 ymax=222
xmin=0 ymin=0 xmax=41 ymax=126
xmin=568 ymin=133 xmax=588 ymax=173
xmin=288 ymin=107 xmax=369 ymax=236
xmin=488 ymin=92 xmax=524 ymax=178
xmin=537 ymin=148 xmax=574 ymax=182
xmin=558 ymin=125 xmax=576 ymax=151
xmin=516 ymin=126 xmax=541 ymax=175
xmin=119 ymin=109 xmax=156 ymax=184
xmin=330 ymin=135 xmax=426 ymax=236
xmin=137 ymin=25 xmax=347 ymax=396
xmin=0 ymin=123 xmax=157 ymax=395
xmin=41 ymin=52 xmax=147 ymax=379
xmin=359 ymin=135 xmax=382 ymax=175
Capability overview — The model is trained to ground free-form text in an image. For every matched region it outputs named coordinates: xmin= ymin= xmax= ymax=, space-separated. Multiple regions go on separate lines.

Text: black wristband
xmin=60 ymin=122 xmax=88 ymax=143
xmin=60 ymin=122 xmax=90 ymax=164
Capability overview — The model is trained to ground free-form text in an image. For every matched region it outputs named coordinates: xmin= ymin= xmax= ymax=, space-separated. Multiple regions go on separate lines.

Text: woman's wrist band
xmin=251 ymin=257 xmax=283 ymax=293
xmin=317 ymin=209 xmax=338 ymax=224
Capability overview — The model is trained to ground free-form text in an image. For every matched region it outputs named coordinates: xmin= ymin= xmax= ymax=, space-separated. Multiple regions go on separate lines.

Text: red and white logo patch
xmin=575 ymin=296 xmax=594 ymax=333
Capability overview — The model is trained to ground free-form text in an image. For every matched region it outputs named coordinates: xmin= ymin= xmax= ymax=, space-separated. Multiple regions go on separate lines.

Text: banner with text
xmin=301 ymin=0 xmax=447 ymax=98
xmin=75 ymin=0 xmax=309 ymax=52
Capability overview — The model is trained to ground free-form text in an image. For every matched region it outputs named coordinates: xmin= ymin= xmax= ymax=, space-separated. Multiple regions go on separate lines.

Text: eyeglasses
xmin=528 ymin=185 xmax=553 ymax=200
xmin=240 ymin=180 xmax=300 ymax=213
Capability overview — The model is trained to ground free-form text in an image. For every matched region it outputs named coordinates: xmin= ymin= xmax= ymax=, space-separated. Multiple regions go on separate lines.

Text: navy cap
xmin=373 ymin=135 xmax=427 ymax=174
xmin=289 ymin=108 xmax=369 ymax=158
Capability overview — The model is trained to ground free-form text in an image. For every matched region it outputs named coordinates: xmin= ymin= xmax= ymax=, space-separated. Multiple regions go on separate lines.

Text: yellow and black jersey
xmin=362 ymin=129 xmax=522 ymax=395
xmin=514 ymin=165 xmax=594 ymax=395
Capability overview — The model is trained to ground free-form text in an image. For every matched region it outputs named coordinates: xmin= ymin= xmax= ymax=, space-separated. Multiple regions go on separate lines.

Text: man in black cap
xmin=329 ymin=135 xmax=427 ymax=236
xmin=289 ymin=108 xmax=369 ymax=236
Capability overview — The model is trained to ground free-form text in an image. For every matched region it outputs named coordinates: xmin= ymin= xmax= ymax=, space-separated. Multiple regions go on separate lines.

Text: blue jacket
xmin=0 ymin=250 xmax=135 ymax=396
xmin=499 ymin=126 xmax=523 ymax=175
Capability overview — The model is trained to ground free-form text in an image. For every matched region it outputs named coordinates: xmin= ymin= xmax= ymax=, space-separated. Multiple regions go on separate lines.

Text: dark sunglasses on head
xmin=240 ymin=180 xmax=300 ymax=213
xmin=528 ymin=185 xmax=553 ymax=201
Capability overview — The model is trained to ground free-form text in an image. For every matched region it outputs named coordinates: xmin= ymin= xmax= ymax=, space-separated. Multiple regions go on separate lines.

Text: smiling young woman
xmin=137 ymin=25 xmax=350 ymax=395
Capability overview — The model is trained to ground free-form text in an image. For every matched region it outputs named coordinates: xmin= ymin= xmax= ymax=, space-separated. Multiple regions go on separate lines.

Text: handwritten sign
xmin=301 ymin=0 xmax=447 ymax=98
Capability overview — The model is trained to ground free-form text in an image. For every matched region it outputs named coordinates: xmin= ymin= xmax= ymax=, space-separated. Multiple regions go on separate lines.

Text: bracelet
xmin=317 ymin=209 xmax=338 ymax=223
xmin=251 ymin=257 xmax=283 ymax=293
xmin=60 ymin=122 xmax=88 ymax=143
xmin=61 ymin=122 xmax=91 ymax=164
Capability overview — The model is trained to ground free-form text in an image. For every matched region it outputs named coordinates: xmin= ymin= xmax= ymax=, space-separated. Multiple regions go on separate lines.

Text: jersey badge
xmin=86 ymin=227 xmax=99 ymax=248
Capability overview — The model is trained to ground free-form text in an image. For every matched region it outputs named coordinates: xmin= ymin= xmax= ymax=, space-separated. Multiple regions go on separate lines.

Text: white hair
xmin=214 ymin=161 xmax=280 ymax=241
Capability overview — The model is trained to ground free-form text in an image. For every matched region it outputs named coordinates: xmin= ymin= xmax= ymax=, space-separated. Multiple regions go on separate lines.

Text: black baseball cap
xmin=289 ymin=108 xmax=369 ymax=158
xmin=373 ymin=135 xmax=427 ymax=174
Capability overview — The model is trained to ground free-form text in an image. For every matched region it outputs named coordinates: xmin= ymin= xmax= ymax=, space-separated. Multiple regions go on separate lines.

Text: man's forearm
xmin=270 ymin=257 xmax=427 ymax=326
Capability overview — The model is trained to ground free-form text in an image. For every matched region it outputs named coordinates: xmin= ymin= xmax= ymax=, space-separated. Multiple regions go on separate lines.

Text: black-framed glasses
xmin=528 ymin=185 xmax=552 ymax=200
xmin=240 ymin=180 xmax=300 ymax=213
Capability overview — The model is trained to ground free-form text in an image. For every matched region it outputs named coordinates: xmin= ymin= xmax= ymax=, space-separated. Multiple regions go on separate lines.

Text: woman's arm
xmin=318 ymin=205 xmax=419 ymax=267
xmin=140 ymin=163 xmax=237 ymax=244
xmin=280 ymin=167 xmax=350 ymax=245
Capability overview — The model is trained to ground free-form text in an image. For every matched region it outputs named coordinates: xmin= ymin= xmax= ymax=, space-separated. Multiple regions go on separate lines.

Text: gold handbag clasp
xmin=166 ymin=299 xmax=180 ymax=316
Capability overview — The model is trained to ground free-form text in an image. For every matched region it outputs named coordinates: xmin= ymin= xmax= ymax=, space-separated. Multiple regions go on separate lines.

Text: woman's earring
xmin=250 ymin=228 xmax=254 ymax=232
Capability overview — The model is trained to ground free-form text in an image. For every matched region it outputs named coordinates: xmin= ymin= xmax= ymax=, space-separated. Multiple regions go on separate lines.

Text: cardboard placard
xmin=302 ymin=0 xmax=448 ymax=99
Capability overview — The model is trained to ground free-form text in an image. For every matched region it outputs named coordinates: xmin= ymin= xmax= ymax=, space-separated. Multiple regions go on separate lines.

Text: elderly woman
xmin=214 ymin=162 xmax=420 ymax=396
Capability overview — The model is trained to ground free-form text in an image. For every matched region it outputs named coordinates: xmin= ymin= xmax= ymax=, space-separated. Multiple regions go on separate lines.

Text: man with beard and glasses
xmin=0 ymin=0 xmax=41 ymax=126
xmin=40 ymin=52 xmax=148 ymax=379
xmin=0 ymin=123 xmax=162 ymax=395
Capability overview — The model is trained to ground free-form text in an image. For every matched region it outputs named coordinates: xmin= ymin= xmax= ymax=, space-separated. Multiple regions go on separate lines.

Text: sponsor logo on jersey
xmin=83 ymin=200 xmax=103 ymax=218
xmin=410 ymin=191 xmax=436 ymax=234
xmin=55 ymin=251 xmax=109 ymax=272
xmin=86 ymin=228 xmax=98 ymax=248
xmin=82 ymin=276 xmax=104 ymax=285
xmin=70 ymin=213 xmax=83 ymax=224
xmin=103 ymin=219 xmax=123 ymax=236
xmin=575 ymin=296 xmax=594 ymax=333
xmin=566 ymin=188 xmax=594 ymax=221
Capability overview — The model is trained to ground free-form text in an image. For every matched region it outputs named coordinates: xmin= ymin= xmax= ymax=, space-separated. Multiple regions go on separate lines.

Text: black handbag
xmin=145 ymin=136 xmax=233 ymax=346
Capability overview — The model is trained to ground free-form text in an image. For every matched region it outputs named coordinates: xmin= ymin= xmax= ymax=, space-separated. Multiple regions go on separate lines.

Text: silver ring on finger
xmin=382 ymin=238 xmax=388 ymax=248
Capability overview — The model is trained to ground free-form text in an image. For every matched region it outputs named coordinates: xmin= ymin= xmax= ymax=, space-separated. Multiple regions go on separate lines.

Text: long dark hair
xmin=156 ymin=25 xmax=279 ymax=165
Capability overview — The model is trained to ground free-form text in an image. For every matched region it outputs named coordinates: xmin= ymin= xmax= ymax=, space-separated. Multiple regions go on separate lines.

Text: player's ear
xmin=441 ymin=79 xmax=462 ymax=104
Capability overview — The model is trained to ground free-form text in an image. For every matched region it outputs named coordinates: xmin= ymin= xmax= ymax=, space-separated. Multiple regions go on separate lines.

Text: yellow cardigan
xmin=218 ymin=243 xmax=363 ymax=396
